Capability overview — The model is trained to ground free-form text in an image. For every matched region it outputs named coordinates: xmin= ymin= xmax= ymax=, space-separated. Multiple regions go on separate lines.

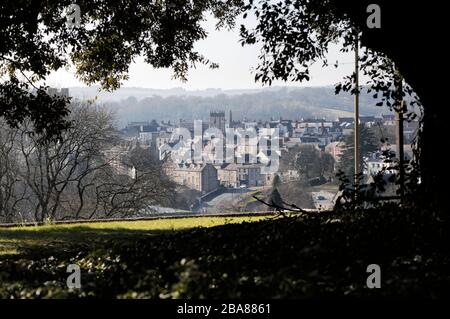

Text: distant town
xmin=38 ymin=87 xmax=419 ymax=214
xmin=104 ymin=100 xmax=418 ymax=212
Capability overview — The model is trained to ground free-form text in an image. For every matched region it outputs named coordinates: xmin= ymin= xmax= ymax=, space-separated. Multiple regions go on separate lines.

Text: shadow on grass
xmin=0 ymin=226 xmax=174 ymax=259
xmin=1 ymin=209 xmax=450 ymax=298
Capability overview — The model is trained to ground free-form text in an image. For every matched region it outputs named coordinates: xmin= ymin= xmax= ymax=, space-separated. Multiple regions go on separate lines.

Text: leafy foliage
xmin=0 ymin=0 xmax=244 ymax=137
xmin=337 ymin=124 xmax=378 ymax=177
xmin=239 ymin=0 xmax=438 ymax=205
xmin=291 ymin=144 xmax=335 ymax=182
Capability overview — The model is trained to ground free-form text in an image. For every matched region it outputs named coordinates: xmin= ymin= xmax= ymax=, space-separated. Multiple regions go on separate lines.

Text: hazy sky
xmin=46 ymin=15 xmax=360 ymax=90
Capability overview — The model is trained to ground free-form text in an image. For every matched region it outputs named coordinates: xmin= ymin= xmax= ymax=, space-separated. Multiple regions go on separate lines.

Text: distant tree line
xmin=106 ymin=87 xmax=388 ymax=126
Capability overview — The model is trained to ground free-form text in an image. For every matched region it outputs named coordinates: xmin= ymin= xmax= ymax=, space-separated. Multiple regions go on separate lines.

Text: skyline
xmin=46 ymin=15 xmax=368 ymax=91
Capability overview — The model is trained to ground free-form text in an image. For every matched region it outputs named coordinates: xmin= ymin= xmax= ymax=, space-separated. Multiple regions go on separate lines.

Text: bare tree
xmin=14 ymin=104 xmax=115 ymax=222
xmin=0 ymin=122 xmax=28 ymax=223
xmin=93 ymin=167 xmax=175 ymax=218
xmin=0 ymin=102 xmax=176 ymax=223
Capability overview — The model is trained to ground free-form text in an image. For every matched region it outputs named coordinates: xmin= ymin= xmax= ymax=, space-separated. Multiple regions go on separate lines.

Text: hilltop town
xmin=106 ymin=108 xmax=418 ymax=213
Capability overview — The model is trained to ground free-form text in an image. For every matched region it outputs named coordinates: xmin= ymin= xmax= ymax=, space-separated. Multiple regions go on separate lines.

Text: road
xmin=194 ymin=187 xmax=259 ymax=213
xmin=310 ymin=190 xmax=336 ymax=211
xmin=137 ymin=188 xmax=261 ymax=216
xmin=141 ymin=187 xmax=336 ymax=215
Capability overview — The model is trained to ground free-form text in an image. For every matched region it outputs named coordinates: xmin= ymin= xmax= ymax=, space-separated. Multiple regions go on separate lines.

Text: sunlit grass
xmin=0 ymin=215 xmax=270 ymax=256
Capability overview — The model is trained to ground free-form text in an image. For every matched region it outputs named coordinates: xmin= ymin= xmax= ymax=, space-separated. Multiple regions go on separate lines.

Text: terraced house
xmin=163 ymin=162 xmax=219 ymax=194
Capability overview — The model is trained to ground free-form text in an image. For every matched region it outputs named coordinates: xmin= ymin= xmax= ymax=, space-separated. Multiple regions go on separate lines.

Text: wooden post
xmin=394 ymin=69 xmax=405 ymax=201
xmin=354 ymin=33 xmax=360 ymax=186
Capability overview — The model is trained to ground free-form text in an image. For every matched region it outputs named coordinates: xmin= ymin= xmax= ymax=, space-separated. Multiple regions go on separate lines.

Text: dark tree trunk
xmin=335 ymin=0 xmax=448 ymax=208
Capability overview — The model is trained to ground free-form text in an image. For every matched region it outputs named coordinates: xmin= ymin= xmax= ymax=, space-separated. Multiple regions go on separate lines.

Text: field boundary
xmin=0 ymin=211 xmax=278 ymax=228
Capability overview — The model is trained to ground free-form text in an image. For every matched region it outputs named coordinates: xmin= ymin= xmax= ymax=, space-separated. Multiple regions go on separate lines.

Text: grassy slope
xmin=0 ymin=207 xmax=449 ymax=298
xmin=0 ymin=216 xmax=269 ymax=256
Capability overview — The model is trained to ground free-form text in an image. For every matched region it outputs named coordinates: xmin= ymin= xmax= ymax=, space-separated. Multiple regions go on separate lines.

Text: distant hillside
xmin=69 ymin=86 xmax=392 ymax=127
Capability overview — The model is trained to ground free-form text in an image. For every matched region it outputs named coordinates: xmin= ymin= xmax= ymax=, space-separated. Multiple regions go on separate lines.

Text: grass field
xmin=0 ymin=215 xmax=270 ymax=256
xmin=1 ymin=207 xmax=449 ymax=298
